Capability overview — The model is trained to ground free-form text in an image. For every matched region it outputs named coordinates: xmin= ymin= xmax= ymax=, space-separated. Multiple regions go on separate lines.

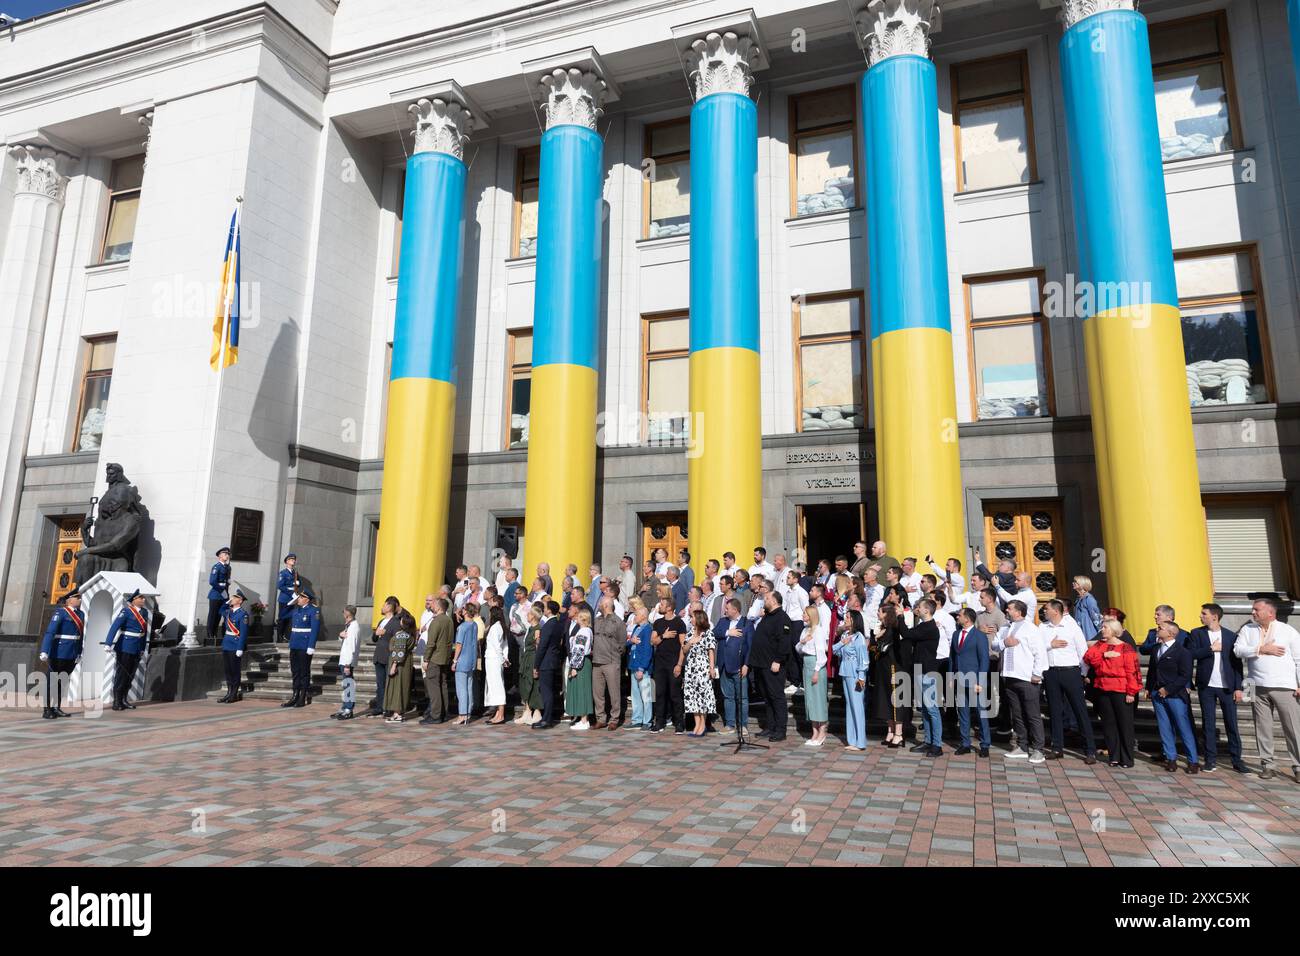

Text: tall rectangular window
xmin=100 ymin=155 xmax=144 ymax=263
xmin=513 ymin=146 xmax=540 ymax=258
xmin=505 ymin=330 xmax=532 ymax=449
xmin=74 ymin=335 xmax=115 ymax=451
xmin=643 ymin=119 xmax=691 ymax=239
xmin=965 ymin=273 xmax=1052 ymax=419
xmin=1175 ymin=247 xmax=1271 ymax=405
xmin=391 ymin=171 xmax=405 ymax=277
xmin=789 ymin=86 xmax=858 ymax=217
xmin=363 ymin=519 xmax=380 ymax=599
xmin=641 ymin=312 xmax=690 ymax=444
xmin=794 ymin=293 xmax=866 ymax=431
xmin=1150 ymin=12 xmax=1239 ymax=160
xmin=951 ymin=53 xmax=1035 ymax=192
xmin=378 ymin=342 xmax=392 ymax=456
xmin=1204 ymin=495 xmax=1295 ymax=596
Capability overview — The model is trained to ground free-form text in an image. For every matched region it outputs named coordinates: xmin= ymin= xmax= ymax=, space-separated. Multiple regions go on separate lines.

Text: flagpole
xmin=183 ymin=196 xmax=241 ymax=649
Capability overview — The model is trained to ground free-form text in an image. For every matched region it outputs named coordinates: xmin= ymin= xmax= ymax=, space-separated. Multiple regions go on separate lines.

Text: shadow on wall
xmin=248 ymin=318 xmax=301 ymax=607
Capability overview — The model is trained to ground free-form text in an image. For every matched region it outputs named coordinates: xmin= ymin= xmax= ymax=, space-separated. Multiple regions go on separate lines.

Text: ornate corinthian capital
xmin=683 ymin=30 xmax=762 ymax=100
xmin=7 ymin=144 xmax=71 ymax=201
xmin=409 ymin=97 xmax=473 ymax=159
xmin=539 ymin=67 xmax=608 ymax=131
xmin=857 ymin=0 xmax=942 ymax=68
xmin=1059 ymin=0 xmax=1137 ymax=29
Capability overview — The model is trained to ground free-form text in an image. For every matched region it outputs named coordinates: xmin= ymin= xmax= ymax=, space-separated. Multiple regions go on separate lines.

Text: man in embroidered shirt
xmin=1234 ymin=597 xmax=1300 ymax=781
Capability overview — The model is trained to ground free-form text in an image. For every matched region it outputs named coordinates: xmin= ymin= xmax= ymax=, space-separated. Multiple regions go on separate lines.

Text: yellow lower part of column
xmin=1084 ymin=303 xmax=1212 ymax=620
xmin=687 ymin=347 xmax=763 ymax=579
xmin=523 ymin=363 xmax=598 ymax=599
xmin=371 ymin=377 xmax=456 ymax=624
xmin=872 ymin=328 xmax=965 ymax=568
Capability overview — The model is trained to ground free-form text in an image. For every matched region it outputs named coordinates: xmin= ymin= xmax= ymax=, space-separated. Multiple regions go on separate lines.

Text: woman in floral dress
xmin=682 ymin=609 xmax=717 ymax=737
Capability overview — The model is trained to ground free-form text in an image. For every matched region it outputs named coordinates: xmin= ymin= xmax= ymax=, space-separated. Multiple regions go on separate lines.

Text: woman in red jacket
xmin=1083 ymin=619 xmax=1143 ymax=768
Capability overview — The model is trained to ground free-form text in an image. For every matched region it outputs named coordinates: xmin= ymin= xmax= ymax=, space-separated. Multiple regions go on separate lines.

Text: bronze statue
xmin=75 ymin=462 xmax=148 ymax=587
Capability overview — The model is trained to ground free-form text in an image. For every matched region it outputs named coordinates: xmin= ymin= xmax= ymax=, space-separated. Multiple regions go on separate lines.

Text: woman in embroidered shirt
xmin=834 ymin=609 xmax=870 ymax=751
xmin=383 ymin=610 xmax=417 ymax=722
xmin=565 ymin=608 xmax=595 ymax=730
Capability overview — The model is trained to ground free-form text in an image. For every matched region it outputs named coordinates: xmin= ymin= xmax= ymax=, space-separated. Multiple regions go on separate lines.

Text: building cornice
xmin=0 ymin=5 xmax=329 ymax=139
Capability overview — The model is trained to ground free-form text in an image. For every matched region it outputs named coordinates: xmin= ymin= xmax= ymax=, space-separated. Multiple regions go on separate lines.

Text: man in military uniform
xmin=219 ymin=590 xmax=249 ymax=703
xmin=283 ymin=588 xmax=319 ymax=708
xmin=207 ymin=546 xmax=232 ymax=642
xmin=39 ymin=591 xmax=85 ymax=719
xmin=276 ymin=553 xmax=299 ymax=644
xmin=103 ymin=589 xmax=150 ymax=711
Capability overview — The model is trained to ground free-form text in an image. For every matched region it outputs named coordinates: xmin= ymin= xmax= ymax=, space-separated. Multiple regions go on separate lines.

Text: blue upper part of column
xmin=533 ymin=123 xmax=604 ymax=370
xmin=1060 ymin=8 xmax=1177 ymax=311
xmin=391 ymin=150 xmax=467 ymax=384
xmin=1290 ymin=0 xmax=1300 ymax=102
xmin=689 ymin=92 xmax=759 ymax=353
xmin=861 ymin=55 xmax=951 ymax=340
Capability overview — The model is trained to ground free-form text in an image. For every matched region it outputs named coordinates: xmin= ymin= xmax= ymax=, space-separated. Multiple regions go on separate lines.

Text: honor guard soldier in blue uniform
xmin=219 ymin=590 xmax=249 ymax=703
xmin=103 ymin=589 xmax=150 ymax=711
xmin=207 ymin=547 xmax=233 ymax=641
xmin=283 ymin=588 xmax=319 ymax=708
xmin=39 ymin=590 xmax=85 ymax=719
xmin=276 ymin=553 xmax=300 ymax=644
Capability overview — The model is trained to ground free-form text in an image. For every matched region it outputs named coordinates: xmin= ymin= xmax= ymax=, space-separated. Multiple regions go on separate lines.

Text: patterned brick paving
xmin=2 ymin=700 xmax=1298 ymax=867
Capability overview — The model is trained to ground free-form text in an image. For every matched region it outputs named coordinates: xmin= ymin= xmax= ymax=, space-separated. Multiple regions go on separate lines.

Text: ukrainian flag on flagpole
xmin=210 ymin=205 xmax=240 ymax=371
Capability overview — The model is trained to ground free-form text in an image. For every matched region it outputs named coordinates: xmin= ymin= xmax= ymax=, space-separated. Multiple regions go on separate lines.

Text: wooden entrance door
xmin=28 ymin=515 xmax=83 ymax=632
xmin=641 ymin=512 xmax=688 ymax=568
xmin=982 ymin=500 xmax=1065 ymax=602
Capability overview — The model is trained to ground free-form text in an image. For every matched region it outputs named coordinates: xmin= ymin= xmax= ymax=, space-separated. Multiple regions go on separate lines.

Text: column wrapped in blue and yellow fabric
xmin=859 ymin=2 xmax=964 ymax=567
xmin=523 ymin=66 xmax=608 ymax=597
xmin=684 ymin=30 xmax=764 ymax=573
xmin=1060 ymin=2 xmax=1212 ymax=618
xmin=372 ymin=98 xmax=472 ymax=618
xmin=1288 ymin=0 xmax=1300 ymax=99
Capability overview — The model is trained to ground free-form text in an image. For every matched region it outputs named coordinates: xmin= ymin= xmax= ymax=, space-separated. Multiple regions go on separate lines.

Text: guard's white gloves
xmin=39 ymin=652 xmax=48 ymax=662
xmin=236 ymin=650 xmax=243 ymax=658
xmin=306 ymin=647 xmax=314 ymax=656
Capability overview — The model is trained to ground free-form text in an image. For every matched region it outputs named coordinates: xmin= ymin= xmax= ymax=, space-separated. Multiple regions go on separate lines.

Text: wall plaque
xmin=230 ymin=508 xmax=263 ymax=563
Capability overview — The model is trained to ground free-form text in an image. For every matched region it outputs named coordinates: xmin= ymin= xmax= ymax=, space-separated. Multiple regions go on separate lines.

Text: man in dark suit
xmin=1186 ymin=602 xmax=1248 ymax=773
xmin=1145 ymin=620 xmax=1200 ymax=773
xmin=748 ymin=592 xmax=793 ymax=742
xmin=667 ymin=566 xmax=689 ymax=614
xmin=532 ymin=600 xmax=564 ymax=729
xmin=1139 ymin=604 xmax=1191 ymax=652
xmin=951 ymin=608 xmax=991 ymax=756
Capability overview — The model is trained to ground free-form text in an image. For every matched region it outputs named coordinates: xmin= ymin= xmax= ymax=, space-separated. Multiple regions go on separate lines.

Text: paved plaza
xmin=1 ymin=699 xmax=1298 ymax=867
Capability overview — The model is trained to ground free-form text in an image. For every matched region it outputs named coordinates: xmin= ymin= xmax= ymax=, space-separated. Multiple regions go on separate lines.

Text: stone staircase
xmin=205 ymin=639 xmax=388 ymax=707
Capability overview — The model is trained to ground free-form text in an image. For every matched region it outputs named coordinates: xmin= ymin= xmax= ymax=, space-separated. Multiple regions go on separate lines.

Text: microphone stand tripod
xmin=721 ymin=669 xmax=767 ymax=754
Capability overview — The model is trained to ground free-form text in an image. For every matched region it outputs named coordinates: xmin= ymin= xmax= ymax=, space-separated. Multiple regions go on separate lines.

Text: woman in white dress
xmin=483 ymin=605 xmax=509 ymax=724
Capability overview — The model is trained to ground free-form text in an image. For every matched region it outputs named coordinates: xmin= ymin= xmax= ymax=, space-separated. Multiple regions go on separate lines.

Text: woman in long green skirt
xmin=564 ymin=608 xmax=595 ymax=730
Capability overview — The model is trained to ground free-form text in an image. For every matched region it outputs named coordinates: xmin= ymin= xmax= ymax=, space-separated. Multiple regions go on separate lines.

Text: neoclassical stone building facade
xmin=1 ymin=0 xmax=1297 ymax=638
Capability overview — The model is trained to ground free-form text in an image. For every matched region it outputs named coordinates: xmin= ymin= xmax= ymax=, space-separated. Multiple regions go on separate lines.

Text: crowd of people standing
xmin=297 ymin=541 xmax=1300 ymax=782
